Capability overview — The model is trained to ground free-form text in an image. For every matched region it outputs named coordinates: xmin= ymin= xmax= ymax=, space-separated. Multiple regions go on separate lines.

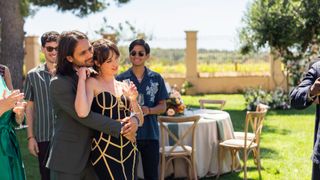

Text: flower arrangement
xmin=165 ymin=88 xmax=186 ymax=116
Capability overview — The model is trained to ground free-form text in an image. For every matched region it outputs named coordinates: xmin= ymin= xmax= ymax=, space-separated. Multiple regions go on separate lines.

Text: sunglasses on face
xmin=130 ymin=51 xmax=145 ymax=57
xmin=45 ymin=46 xmax=58 ymax=52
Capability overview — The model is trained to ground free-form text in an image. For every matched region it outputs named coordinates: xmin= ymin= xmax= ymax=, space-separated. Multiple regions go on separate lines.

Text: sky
xmin=24 ymin=0 xmax=251 ymax=50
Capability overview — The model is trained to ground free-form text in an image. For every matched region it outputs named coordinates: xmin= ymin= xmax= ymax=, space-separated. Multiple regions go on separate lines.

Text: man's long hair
xmin=56 ymin=30 xmax=88 ymax=76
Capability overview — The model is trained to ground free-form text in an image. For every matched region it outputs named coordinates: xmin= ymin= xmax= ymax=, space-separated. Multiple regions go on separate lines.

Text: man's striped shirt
xmin=24 ymin=64 xmax=54 ymax=142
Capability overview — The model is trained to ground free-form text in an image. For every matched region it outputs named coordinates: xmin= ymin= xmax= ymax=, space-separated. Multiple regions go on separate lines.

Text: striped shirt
xmin=23 ymin=64 xmax=54 ymax=142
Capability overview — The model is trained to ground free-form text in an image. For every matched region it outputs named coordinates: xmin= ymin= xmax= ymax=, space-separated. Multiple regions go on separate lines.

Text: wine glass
xmin=123 ymin=79 xmax=131 ymax=87
xmin=137 ymin=94 xmax=144 ymax=106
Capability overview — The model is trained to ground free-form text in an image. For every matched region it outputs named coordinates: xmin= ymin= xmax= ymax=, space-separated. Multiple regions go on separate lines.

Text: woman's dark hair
xmin=41 ymin=31 xmax=59 ymax=47
xmin=56 ymin=30 xmax=88 ymax=76
xmin=129 ymin=39 xmax=150 ymax=55
xmin=91 ymin=39 xmax=120 ymax=73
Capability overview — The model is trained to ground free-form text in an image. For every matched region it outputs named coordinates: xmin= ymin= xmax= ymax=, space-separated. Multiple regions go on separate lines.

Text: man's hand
xmin=121 ymin=116 xmax=138 ymax=142
xmin=310 ymin=77 xmax=320 ymax=96
xmin=28 ymin=137 xmax=39 ymax=157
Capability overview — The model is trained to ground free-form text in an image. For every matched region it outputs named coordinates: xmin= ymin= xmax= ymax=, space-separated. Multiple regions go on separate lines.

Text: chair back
xmin=158 ymin=115 xmax=200 ymax=155
xmin=244 ymin=111 xmax=266 ymax=148
xmin=255 ymin=103 xmax=269 ymax=113
xmin=199 ymin=99 xmax=226 ymax=110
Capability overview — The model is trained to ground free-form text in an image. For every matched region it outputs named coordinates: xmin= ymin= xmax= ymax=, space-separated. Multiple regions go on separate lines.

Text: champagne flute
xmin=122 ymin=79 xmax=135 ymax=100
xmin=137 ymin=94 xmax=144 ymax=106
xmin=123 ymin=79 xmax=131 ymax=86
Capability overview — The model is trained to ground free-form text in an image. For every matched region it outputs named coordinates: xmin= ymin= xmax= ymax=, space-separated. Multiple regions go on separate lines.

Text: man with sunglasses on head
xmin=117 ymin=39 xmax=169 ymax=180
xmin=23 ymin=31 xmax=59 ymax=180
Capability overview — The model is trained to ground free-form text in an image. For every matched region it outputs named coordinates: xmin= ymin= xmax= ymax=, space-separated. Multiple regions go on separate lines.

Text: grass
xmin=16 ymin=94 xmax=314 ymax=179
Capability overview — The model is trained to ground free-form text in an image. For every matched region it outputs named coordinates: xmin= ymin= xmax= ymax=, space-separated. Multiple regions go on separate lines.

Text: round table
xmin=138 ymin=109 xmax=240 ymax=178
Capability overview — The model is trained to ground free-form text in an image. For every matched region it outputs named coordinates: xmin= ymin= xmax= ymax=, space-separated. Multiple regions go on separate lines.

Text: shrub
xmin=243 ymin=87 xmax=290 ymax=110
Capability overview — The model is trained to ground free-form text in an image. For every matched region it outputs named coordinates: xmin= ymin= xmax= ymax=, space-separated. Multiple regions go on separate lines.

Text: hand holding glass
xmin=122 ymin=80 xmax=138 ymax=100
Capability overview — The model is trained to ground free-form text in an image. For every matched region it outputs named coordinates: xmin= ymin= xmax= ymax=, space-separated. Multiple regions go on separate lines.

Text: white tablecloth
xmin=138 ymin=109 xmax=240 ymax=178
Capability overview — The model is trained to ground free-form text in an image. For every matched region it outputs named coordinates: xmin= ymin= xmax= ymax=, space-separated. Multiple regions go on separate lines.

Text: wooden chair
xmin=234 ymin=103 xmax=269 ymax=140
xmin=199 ymin=99 xmax=226 ymax=110
xmin=216 ymin=111 xmax=267 ymax=180
xmin=158 ymin=115 xmax=200 ymax=180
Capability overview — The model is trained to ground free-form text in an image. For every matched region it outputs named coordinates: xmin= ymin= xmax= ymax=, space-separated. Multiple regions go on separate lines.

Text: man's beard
xmin=78 ymin=58 xmax=93 ymax=67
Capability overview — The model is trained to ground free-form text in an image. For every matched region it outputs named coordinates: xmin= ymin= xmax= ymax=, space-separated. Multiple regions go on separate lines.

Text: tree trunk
xmin=0 ymin=0 xmax=24 ymax=89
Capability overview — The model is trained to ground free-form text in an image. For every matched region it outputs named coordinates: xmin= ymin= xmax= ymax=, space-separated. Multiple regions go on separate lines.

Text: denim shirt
xmin=117 ymin=67 xmax=169 ymax=140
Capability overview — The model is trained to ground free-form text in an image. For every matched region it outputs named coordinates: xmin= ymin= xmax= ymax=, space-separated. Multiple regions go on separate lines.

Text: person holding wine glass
xmin=74 ymin=38 xmax=143 ymax=179
xmin=117 ymin=39 xmax=169 ymax=180
xmin=0 ymin=65 xmax=27 ymax=180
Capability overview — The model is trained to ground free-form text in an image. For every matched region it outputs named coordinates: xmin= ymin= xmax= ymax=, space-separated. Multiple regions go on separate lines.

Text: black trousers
xmin=137 ymin=140 xmax=159 ymax=180
xmin=38 ymin=141 xmax=50 ymax=180
xmin=312 ymin=162 xmax=320 ymax=180
xmin=51 ymin=162 xmax=99 ymax=180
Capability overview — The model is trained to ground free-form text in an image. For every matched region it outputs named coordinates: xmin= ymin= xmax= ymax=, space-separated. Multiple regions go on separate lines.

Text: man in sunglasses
xmin=23 ymin=31 xmax=59 ymax=180
xmin=117 ymin=39 xmax=169 ymax=180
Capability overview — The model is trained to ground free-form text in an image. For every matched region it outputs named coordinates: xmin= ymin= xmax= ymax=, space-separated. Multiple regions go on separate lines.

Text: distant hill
xmin=118 ymin=46 xmax=268 ymax=64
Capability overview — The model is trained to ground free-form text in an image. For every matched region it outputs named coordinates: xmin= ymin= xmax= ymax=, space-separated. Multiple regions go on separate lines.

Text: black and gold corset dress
xmin=91 ymin=91 xmax=138 ymax=180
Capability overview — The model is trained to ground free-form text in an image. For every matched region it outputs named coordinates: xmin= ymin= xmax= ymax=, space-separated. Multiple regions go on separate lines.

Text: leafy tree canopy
xmin=21 ymin=0 xmax=130 ymax=17
xmin=240 ymin=0 xmax=320 ymax=86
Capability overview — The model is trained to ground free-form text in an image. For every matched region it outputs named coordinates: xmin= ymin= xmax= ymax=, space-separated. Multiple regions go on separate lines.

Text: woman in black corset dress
xmin=74 ymin=39 xmax=144 ymax=180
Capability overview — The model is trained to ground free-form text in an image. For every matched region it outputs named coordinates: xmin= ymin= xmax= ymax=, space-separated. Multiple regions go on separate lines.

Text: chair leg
xmin=192 ymin=156 xmax=197 ymax=180
xmin=256 ymin=147 xmax=262 ymax=180
xmin=230 ymin=149 xmax=236 ymax=172
xmin=243 ymin=149 xmax=248 ymax=180
xmin=160 ymin=154 xmax=165 ymax=180
xmin=253 ymin=148 xmax=258 ymax=165
xmin=188 ymin=159 xmax=192 ymax=180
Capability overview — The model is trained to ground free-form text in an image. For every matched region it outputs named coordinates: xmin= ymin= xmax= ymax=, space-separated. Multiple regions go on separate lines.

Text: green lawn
xmin=16 ymin=94 xmax=314 ymax=179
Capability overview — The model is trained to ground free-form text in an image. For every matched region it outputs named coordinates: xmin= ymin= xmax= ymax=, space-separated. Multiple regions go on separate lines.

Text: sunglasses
xmin=130 ymin=51 xmax=145 ymax=57
xmin=45 ymin=46 xmax=58 ymax=52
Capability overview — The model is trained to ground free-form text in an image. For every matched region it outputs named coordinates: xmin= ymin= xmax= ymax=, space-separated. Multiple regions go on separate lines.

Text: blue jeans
xmin=137 ymin=140 xmax=159 ymax=180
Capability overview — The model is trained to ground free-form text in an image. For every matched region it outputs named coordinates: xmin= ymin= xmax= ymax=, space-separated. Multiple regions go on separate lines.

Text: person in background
xmin=0 ymin=65 xmax=27 ymax=180
xmin=75 ymin=38 xmax=143 ymax=179
xmin=290 ymin=60 xmax=320 ymax=180
xmin=47 ymin=30 xmax=138 ymax=180
xmin=23 ymin=31 xmax=59 ymax=180
xmin=117 ymin=39 xmax=169 ymax=179
xmin=0 ymin=64 xmax=13 ymax=90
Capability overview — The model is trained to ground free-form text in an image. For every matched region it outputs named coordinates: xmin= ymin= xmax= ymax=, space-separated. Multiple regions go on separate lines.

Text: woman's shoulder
xmin=86 ymin=77 xmax=98 ymax=85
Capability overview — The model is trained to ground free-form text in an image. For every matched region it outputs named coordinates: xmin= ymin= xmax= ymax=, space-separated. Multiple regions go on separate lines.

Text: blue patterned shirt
xmin=117 ymin=67 xmax=168 ymax=140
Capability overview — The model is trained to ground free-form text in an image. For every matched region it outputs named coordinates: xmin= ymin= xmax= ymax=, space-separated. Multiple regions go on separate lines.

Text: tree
xmin=240 ymin=0 xmax=320 ymax=87
xmin=0 ymin=0 xmax=130 ymax=89
xmin=0 ymin=0 xmax=25 ymax=89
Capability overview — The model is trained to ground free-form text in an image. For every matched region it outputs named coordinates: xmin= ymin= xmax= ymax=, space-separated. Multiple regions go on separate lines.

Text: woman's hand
xmin=122 ymin=82 xmax=138 ymax=100
xmin=0 ymin=90 xmax=24 ymax=116
xmin=76 ymin=67 xmax=91 ymax=81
